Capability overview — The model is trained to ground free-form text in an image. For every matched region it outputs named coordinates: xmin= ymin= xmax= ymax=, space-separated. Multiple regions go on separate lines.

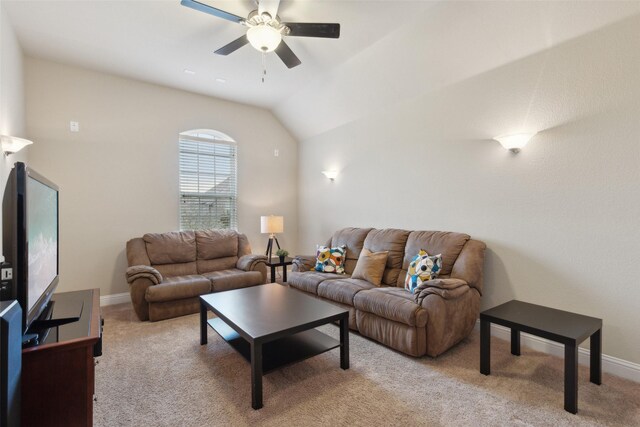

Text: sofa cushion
xmin=288 ymin=271 xmax=351 ymax=295
xmin=144 ymin=231 xmax=196 ymax=265
xmin=317 ymin=278 xmax=376 ymax=306
xmin=354 ymin=287 xmax=428 ymax=327
xmin=401 ymin=231 xmax=470 ymax=278
xmin=330 ymin=228 xmax=373 ymax=274
xmin=351 ymin=249 xmax=388 ymax=286
xmin=404 ymin=250 xmax=443 ymax=293
xmin=203 ymin=269 xmax=263 ymax=292
xmin=362 ymin=229 xmax=410 ymax=286
xmin=154 ymin=262 xmax=198 ymax=278
xmin=197 ymin=257 xmax=238 ymax=274
xmin=145 ymin=275 xmax=210 ymax=303
xmin=314 ymin=245 xmax=347 ymax=274
xmin=196 ymin=229 xmax=238 ymax=260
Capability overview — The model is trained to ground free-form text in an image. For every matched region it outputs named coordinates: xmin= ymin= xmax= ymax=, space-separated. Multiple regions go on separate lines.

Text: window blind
xmin=179 ymin=136 xmax=237 ymax=231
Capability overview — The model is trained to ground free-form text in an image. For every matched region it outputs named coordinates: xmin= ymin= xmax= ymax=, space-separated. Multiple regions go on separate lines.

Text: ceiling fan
xmin=181 ymin=0 xmax=340 ymax=69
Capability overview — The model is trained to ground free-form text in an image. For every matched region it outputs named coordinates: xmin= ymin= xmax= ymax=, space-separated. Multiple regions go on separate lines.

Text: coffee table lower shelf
xmin=208 ymin=318 xmax=340 ymax=373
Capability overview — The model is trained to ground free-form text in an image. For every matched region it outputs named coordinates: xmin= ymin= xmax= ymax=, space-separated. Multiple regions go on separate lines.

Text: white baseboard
xmin=477 ymin=320 xmax=640 ymax=383
xmin=100 ymin=292 xmax=131 ymax=306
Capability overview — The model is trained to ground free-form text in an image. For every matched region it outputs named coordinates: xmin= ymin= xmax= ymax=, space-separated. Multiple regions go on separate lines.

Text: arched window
xmin=178 ymin=129 xmax=237 ymax=231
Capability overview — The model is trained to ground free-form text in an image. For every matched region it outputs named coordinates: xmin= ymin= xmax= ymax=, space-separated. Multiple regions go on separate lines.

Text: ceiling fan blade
xmin=181 ymin=0 xmax=245 ymax=24
xmin=284 ymin=22 xmax=340 ymax=38
xmin=258 ymin=0 xmax=280 ymax=18
xmin=214 ymin=35 xmax=249 ymax=55
xmin=275 ymin=41 xmax=301 ymax=68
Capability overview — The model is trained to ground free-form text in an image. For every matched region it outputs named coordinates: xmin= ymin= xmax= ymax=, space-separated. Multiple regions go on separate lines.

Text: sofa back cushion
xmin=330 ymin=228 xmax=373 ymax=274
xmin=363 ymin=229 xmax=410 ymax=286
xmin=144 ymin=231 xmax=196 ymax=265
xmin=196 ymin=229 xmax=238 ymax=260
xmin=126 ymin=238 xmax=151 ymax=267
xmin=238 ymin=233 xmax=252 ymax=257
xmin=396 ymin=231 xmax=470 ymax=287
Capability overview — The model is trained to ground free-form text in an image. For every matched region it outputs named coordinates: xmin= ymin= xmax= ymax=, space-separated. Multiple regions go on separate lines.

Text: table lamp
xmin=261 ymin=215 xmax=284 ymax=260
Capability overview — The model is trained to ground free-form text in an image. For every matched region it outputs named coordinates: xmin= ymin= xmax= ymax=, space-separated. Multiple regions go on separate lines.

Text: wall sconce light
xmin=493 ymin=133 xmax=536 ymax=154
xmin=322 ymin=170 xmax=338 ymax=181
xmin=1 ymin=135 xmax=33 ymax=156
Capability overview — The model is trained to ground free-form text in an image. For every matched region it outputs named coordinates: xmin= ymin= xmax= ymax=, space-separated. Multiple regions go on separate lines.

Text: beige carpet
xmin=95 ymin=303 xmax=640 ymax=426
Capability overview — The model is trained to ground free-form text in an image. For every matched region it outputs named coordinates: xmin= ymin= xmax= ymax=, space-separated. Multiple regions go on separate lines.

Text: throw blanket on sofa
xmin=126 ymin=265 xmax=163 ymax=285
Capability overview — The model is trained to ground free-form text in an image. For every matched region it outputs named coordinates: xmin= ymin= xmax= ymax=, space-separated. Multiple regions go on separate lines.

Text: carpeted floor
xmin=95 ymin=303 xmax=640 ymax=426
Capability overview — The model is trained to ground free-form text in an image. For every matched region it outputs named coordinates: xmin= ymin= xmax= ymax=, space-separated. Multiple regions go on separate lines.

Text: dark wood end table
xmin=480 ymin=300 xmax=602 ymax=414
xmin=200 ymin=283 xmax=349 ymax=409
xmin=265 ymin=257 xmax=293 ymax=283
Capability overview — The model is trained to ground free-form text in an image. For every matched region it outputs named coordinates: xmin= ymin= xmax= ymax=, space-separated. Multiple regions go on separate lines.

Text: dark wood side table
xmin=480 ymin=300 xmax=602 ymax=414
xmin=265 ymin=257 xmax=293 ymax=283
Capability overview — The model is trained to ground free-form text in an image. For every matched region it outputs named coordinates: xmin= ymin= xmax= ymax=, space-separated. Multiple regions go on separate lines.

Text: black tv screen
xmin=2 ymin=162 xmax=59 ymax=333
xmin=26 ymin=176 xmax=58 ymax=314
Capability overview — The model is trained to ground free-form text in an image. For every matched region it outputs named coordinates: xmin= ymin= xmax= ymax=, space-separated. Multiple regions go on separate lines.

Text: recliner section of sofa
xmin=126 ymin=229 xmax=267 ymax=321
xmin=290 ymin=227 xmax=485 ymax=357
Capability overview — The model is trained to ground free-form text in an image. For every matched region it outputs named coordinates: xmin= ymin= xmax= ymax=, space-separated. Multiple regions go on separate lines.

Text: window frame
xmin=178 ymin=130 xmax=238 ymax=231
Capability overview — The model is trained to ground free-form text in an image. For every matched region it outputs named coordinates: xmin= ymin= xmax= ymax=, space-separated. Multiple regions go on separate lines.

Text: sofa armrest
xmin=292 ymin=255 xmax=316 ymax=272
xmin=128 ymin=277 xmax=154 ymax=321
xmin=237 ymin=254 xmax=268 ymax=283
xmin=126 ymin=265 xmax=163 ymax=285
xmin=413 ymin=278 xmax=469 ymax=305
xmin=237 ymin=254 xmax=267 ymax=271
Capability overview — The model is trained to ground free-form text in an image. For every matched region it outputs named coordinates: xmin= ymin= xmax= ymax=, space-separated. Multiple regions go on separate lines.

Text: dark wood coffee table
xmin=199 ymin=283 xmax=349 ymax=409
xmin=480 ymin=300 xmax=602 ymax=414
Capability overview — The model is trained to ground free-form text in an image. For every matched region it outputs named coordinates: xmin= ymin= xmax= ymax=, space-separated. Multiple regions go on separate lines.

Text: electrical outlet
xmin=274 ymin=149 xmax=279 ymax=157
xmin=1 ymin=268 xmax=12 ymax=280
xmin=70 ymin=121 xmax=80 ymax=132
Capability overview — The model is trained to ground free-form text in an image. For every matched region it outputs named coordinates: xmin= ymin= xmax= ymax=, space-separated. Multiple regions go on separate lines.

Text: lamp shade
xmin=247 ymin=25 xmax=282 ymax=52
xmin=260 ymin=215 xmax=284 ymax=234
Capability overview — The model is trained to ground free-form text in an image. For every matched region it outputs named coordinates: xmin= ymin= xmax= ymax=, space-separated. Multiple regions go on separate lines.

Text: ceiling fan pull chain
xmin=261 ymin=52 xmax=267 ymax=83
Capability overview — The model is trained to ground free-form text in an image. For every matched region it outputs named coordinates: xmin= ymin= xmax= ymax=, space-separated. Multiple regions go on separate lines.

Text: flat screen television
xmin=2 ymin=162 xmax=59 ymax=333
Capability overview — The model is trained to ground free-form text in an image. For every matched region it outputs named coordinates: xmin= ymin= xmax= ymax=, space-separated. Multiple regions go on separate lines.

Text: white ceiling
xmin=4 ymin=1 xmax=640 ymax=141
xmin=3 ymin=0 xmax=429 ymax=108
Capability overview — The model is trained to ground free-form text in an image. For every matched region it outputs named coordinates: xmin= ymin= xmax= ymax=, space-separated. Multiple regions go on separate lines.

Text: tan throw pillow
xmin=351 ymin=248 xmax=389 ymax=286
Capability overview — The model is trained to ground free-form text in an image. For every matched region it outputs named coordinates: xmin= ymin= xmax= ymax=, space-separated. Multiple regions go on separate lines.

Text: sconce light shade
xmin=1 ymin=135 xmax=33 ymax=155
xmin=322 ymin=170 xmax=338 ymax=181
xmin=260 ymin=215 xmax=284 ymax=234
xmin=493 ymin=133 xmax=536 ymax=153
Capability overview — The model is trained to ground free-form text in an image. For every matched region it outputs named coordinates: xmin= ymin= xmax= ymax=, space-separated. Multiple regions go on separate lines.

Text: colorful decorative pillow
xmin=404 ymin=250 xmax=442 ymax=294
xmin=314 ymin=245 xmax=347 ymax=274
xmin=351 ymin=248 xmax=389 ymax=286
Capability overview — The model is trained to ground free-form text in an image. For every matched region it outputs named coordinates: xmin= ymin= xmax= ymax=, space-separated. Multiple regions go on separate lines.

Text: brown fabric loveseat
xmin=126 ymin=229 xmax=267 ymax=321
xmin=290 ymin=228 xmax=485 ymax=357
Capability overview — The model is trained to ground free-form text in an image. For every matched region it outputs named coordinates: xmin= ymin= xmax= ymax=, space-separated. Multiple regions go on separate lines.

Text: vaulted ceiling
xmin=5 ymin=1 xmax=640 ymax=141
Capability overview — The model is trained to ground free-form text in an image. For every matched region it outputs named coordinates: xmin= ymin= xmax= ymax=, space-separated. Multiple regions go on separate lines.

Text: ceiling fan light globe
xmin=247 ymin=25 xmax=282 ymax=52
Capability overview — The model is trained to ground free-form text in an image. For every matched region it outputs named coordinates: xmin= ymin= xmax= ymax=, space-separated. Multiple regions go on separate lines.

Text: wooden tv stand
xmin=21 ymin=289 xmax=102 ymax=427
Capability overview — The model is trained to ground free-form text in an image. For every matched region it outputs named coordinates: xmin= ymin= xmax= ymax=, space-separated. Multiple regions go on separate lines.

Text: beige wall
xmin=0 ymin=4 xmax=29 ymax=247
xmin=25 ymin=58 xmax=298 ymax=298
xmin=297 ymin=16 xmax=640 ymax=364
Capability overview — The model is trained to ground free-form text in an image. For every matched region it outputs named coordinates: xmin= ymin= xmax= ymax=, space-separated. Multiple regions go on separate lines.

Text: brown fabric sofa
xmin=126 ymin=229 xmax=267 ymax=321
xmin=290 ymin=227 xmax=486 ymax=357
